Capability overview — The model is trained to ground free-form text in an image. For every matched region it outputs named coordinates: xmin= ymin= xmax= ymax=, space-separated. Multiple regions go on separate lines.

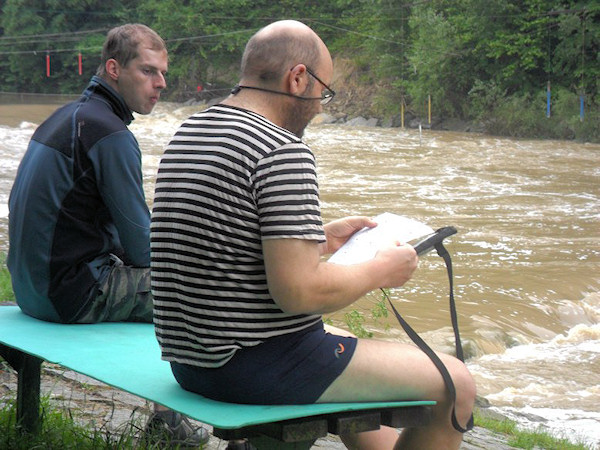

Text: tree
xmin=0 ymin=0 xmax=596 ymax=140
xmin=0 ymin=0 xmax=137 ymax=93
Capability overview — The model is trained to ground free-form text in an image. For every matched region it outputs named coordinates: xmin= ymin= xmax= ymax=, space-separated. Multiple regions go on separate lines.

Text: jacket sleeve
xmin=87 ymin=130 xmax=151 ymax=267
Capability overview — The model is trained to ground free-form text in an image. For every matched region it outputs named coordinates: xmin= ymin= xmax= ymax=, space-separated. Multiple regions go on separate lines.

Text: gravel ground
xmin=0 ymin=363 xmax=519 ymax=449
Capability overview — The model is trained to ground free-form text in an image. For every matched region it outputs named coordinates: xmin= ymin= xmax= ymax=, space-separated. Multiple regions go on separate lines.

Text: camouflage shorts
xmin=75 ymin=255 xmax=153 ymax=324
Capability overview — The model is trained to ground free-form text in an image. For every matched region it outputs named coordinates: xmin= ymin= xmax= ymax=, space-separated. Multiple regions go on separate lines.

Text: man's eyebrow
xmin=142 ymin=64 xmax=167 ymax=74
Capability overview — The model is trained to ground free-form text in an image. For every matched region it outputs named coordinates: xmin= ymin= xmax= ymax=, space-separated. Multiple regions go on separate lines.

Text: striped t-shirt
xmin=151 ymin=104 xmax=325 ymax=368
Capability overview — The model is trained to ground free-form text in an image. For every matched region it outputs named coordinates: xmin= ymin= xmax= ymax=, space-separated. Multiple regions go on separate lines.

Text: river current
xmin=1 ymin=99 xmax=599 ymax=448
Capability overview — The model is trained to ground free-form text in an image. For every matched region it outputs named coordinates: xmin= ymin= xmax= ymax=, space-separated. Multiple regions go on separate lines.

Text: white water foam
xmin=491 ymin=405 xmax=600 ymax=449
xmin=469 ymin=295 xmax=600 ymax=448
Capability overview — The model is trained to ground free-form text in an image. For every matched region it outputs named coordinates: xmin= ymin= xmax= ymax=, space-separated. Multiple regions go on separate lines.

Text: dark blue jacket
xmin=8 ymin=76 xmax=150 ymax=323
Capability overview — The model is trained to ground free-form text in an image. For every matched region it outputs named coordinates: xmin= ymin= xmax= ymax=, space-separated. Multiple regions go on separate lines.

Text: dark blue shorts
xmin=170 ymin=321 xmax=357 ymax=404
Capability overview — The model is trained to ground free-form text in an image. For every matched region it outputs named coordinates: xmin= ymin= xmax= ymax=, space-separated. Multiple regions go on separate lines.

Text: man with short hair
xmin=151 ymin=20 xmax=475 ymax=449
xmin=8 ymin=23 xmax=208 ymax=447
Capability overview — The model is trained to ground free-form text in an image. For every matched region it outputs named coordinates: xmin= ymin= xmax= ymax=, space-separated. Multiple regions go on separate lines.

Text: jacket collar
xmin=83 ymin=76 xmax=135 ymax=125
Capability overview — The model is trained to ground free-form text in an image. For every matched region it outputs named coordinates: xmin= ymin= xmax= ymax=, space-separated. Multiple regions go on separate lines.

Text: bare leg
xmin=339 ymin=426 xmax=401 ymax=450
xmin=317 ymin=338 xmax=476 ymax=450
xmin=324 ymin=323 xmax=356 ymax=337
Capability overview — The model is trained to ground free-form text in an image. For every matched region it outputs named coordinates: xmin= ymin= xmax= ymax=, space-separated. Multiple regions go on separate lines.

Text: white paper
xmin=328 ymin=212 xmax=434 ymax=265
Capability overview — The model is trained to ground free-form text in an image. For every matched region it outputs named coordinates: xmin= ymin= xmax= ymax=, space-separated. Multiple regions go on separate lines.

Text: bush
xmin=472 ymin=88 xmax=598 ymax=141
xmin=553 ymin=88 xmax=600 ymax=142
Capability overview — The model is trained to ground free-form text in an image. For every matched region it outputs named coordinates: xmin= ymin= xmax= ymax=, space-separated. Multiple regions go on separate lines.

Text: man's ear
xmin=288 ymin=64 xmax=308 ymax=95
xmin=105 ymin=59 xmax=120 ymax=82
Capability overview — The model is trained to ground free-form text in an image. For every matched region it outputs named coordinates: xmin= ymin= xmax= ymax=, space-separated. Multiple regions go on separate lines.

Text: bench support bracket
xmin=213 ymin=405 xmax=433 ymax=449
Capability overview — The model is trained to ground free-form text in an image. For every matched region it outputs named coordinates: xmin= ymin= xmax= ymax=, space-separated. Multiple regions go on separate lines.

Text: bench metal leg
xmin=0 ymin=344 xmax=43 ymax=434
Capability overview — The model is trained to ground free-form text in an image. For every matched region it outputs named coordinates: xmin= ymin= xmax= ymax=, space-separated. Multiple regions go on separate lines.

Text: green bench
xmin=0 ymin=305 xmax=434 ymax=449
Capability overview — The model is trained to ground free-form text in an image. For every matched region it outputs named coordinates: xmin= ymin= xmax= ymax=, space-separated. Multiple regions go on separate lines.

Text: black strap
xmin=383 ymin=241 xmax=474 ymax=433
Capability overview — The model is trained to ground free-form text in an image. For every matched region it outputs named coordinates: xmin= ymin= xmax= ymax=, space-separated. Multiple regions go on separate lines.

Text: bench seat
xmin=0 ymin=305 xmax=434 ymax=448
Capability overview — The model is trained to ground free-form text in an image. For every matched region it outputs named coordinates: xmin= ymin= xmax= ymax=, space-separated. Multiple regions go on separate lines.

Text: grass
xmin=474 ymin=409 xmax=590 ymax=450
xmin=0 ymin=253 xmax=15 ymax=303
xmin=0 ymin=385 xmax=205 ymax=449
xmin=0 ymin=394 xmax=143 ymax=449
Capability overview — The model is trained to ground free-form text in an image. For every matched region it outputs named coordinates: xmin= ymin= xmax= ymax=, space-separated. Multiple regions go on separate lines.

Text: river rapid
xmin=1 ymin=99 xmax=599 ymax=448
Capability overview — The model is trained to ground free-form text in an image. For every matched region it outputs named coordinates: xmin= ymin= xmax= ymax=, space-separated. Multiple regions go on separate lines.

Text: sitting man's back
xmin=8 ymin=24 xmax=167 ymax=324
xmin=151 ymin=19 xmax=476 ymax=450
xmin=7 ymin=24 xmax=209 ymax=447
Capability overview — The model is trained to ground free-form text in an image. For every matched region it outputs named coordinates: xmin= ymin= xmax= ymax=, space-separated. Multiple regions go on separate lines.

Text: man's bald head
xmin=241 ymin=20 xmax=328 ymax=86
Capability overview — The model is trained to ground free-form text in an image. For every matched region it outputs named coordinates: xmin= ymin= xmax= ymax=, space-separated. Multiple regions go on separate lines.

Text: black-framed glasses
xmin=231 ymin=65 xmax=336 ymax=105
xmin=305 ymin=67 xmax=336 ymax=105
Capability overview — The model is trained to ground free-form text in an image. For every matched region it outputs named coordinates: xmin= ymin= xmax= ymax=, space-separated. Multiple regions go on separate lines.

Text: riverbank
xmin=177 ymin=55 xmax=598 ymax=142
xmin=2 ymin=86 xmax=596 ymax=142
xmin=0 ymin=357 xmax=579 ymax=450
xmin=183 ymin=95 xmax=482 ymax=135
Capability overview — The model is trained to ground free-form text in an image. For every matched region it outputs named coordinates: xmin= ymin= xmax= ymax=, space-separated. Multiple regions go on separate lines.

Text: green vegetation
xmin=0 ymin=253 xmax=14 ymax=303
xmin=0 ymin=0 xmax=597 ymax=141
xmin=474 ymin=409 xmax=589 ymax=450
xmin=343 ymin=292 xmax=391 ymax=338
xmin=0 ymin=395 xmax=148 ymax=449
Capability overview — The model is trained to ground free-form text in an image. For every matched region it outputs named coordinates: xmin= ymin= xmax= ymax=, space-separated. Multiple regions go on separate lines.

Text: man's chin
xmin=135 ymin=105 xmax=155 ymax=115
xmin=286 ymin=122 xmax=308 ymax=138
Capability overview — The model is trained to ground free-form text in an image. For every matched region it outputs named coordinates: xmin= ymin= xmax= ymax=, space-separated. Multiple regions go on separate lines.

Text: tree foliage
xmin=0 ymin=0 xmax=597 ymax=139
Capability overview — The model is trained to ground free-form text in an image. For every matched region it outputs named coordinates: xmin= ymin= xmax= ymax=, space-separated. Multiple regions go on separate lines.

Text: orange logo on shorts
xmin=334 ymin=343 xmax=345 ymax=359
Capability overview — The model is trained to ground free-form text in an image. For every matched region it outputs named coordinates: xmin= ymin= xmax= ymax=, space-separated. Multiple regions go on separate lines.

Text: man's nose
xmin=155 ymin=73 xmax=167 ymax=90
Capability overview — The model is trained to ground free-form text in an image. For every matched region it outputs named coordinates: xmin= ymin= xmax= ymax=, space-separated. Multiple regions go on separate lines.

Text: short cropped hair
xmin=96 ymin=24 xmax=166 ymax=77
xmin=241 ymin=26 xmax=321 ymax=85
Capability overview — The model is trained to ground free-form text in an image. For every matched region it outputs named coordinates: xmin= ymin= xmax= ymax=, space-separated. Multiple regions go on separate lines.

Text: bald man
xmin=150 ymin=20 xmax=475 ymax=450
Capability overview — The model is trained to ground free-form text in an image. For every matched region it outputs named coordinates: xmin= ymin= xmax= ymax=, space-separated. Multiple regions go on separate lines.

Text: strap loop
xmin=382 ymin=240 xmax=474 ymax=433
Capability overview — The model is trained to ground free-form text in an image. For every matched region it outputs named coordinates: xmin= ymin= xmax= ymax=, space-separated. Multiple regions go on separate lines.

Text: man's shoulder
xmin=30 ymin=102 xmax=80 ymax=155
xmin=78 ymin=97 xmax=128 ymax=131
xmin=77 ymin=98 xmax=131 ymax=149
xmin=186 ymin=104 xmax=304 ymax=148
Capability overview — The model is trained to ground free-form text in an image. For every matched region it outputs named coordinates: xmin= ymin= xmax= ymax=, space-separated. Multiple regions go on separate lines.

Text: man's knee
xmin=450 ymin=359 xmax=476 ymax=419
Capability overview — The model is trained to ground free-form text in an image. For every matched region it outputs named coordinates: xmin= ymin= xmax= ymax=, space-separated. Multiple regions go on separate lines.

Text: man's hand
xmin=321 ymin=216 xmax=377 ymax=255
xmin=373 ymin=243 xmax=418 ymax=288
